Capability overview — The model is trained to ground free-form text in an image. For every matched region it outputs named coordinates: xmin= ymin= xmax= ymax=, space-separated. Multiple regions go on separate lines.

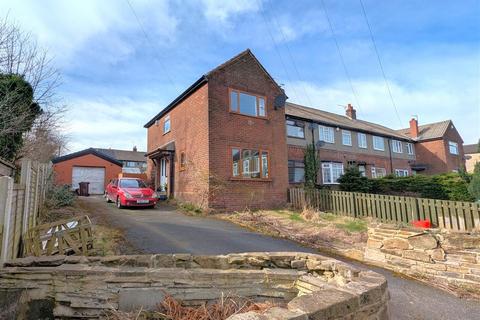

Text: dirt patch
xmin=217 ymin=208 xmax=368 ymax=254
xmin=39 ymin=197 xmax=140 ymax=256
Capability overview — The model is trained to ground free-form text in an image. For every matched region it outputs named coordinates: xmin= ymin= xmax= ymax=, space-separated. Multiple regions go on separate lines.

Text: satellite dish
xmin=274 ymin=94 xmax=287 ymax=109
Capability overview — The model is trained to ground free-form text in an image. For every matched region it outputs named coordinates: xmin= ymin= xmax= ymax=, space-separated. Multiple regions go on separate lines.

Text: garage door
xmin=72 ymin=167 xmax=105 ymax=195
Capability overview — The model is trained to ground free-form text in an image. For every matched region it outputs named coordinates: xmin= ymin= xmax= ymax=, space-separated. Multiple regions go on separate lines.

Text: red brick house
xmin=144 ymin=50 xmax=289 ymax=210
xmin=397 ymin=119 xmax=465 ymax=174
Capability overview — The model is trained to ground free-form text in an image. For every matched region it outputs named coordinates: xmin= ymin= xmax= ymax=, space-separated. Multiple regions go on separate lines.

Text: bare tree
xmin=0 ymin=16 xmax=66 ymax=161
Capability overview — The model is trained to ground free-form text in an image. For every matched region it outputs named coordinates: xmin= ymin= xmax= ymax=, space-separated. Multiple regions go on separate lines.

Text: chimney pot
xmin=346 ymin=103 xmax=356 ymax=120
xmin=409 ymin=118 xmax=419 ymax=138
xmin=133 ymin=146 xmax=138 ymax=152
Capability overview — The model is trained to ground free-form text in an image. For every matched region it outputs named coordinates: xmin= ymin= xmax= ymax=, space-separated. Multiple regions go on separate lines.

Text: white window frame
xmin=322 ymin=162 xmax=344 ymax=184
xmin=371 ymin=167 xmax=386 ymax=179
xmin=342 ymin=130 xmax=352 ymax=146
xmin=358 ymin=133 xmax=367 ymax=149
xmin=319 ymin=125 xmax=335 ymax=143
xmin=394 ymin=169 xmax=409 ymax=177
xmin=163 ymin=115 xmax=171 ymax=134
xmin=448 ymin=141 xmax=459 ymax=155
xmin=392 ymin=140 xmax=403 ymax=153
xmin=373 ymin=136 xmax=385 ymax=151
xmin=406 ymin=143 xmax=414 ymax=155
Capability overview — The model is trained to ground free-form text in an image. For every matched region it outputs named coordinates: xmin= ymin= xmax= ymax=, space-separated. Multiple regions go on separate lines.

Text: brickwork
xmin=52 ymin=154 xmax=121 ymax=190
xmin=146 ymin=83 xmax=210 ymax=205
xmin=207 ymin=52 xmax=288 ymax=210
xmin=414 ymin=125 xmax=465 ymax=174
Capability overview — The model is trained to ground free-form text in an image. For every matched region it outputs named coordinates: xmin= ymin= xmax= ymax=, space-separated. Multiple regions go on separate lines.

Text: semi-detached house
xmin=144 ymin=49 xmax=464 ymax=210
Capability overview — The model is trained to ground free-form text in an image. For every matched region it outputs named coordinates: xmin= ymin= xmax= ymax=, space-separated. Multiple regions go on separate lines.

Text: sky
xmin=1 ymin=0 xmax=479 ymax=152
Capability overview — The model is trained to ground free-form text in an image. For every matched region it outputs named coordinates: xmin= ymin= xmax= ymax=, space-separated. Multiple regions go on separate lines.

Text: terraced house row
xmin=144 ymin=50 xmax=465 ymax=210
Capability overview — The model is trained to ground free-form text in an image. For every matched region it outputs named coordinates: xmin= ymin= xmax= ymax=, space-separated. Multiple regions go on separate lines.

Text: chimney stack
xmin=133 ymin=146 xmax=138 ymax=152
xmin=346 ymin=103 xmax=356 ymax=120
xmin=409 ymin=118 xmax=419 ymax=138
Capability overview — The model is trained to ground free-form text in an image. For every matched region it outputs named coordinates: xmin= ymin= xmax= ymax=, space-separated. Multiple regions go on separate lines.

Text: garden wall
xmin=0 ymin=252 xmax=389 ymax=319
xmin=365 ymin=225 xmax=480 ymax=299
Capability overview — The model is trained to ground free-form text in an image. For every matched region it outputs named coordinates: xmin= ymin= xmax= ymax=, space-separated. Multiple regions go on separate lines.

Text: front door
xmin=159 ymin=158 xmax=168 ymax=192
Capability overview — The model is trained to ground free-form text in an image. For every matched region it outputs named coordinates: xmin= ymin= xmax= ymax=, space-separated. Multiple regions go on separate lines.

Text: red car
xmin=105 ymin=178 xmax=158 ymax=209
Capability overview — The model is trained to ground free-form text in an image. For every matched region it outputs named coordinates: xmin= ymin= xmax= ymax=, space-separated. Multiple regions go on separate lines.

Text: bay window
xmin=232 ymin=148 xmax=269 ymax=179
xmin=322 ymin=162 xmax=344 ymax=184
xmin=230 ymin=89 xmax=266 ymax=117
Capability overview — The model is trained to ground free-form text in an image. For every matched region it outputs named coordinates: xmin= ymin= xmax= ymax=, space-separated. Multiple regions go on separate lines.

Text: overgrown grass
xmin=335 ymin=220 xmax=368 ymax=233
xmin=289 ymin=213 xmax=303 ymax=222
xmin=179 ymin=202 xmax=203 ymax=215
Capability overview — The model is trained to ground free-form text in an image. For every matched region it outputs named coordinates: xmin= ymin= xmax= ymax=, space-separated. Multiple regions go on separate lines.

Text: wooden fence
xmin=0 ymin=159 xmax=51 ymax=264
xmin=289 ymin=188 xmax=480 ymax=231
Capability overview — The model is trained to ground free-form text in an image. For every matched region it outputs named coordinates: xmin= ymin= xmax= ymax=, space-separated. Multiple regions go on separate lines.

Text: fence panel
xmin=0 ymin=160 xmax=51 ymax=264
xmin=288 ymin=188 xmax=480 ymax=231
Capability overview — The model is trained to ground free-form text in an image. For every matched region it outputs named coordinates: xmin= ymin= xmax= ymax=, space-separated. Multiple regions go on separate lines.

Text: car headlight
xmin=124 ymin=192 xmax=133 ymax=199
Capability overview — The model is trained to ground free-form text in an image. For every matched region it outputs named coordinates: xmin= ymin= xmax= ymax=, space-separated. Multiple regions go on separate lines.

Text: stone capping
xmin=366 ymin=224 xmax=480 ymax=299
xmin=1 ymin=253 xmax=389 ymax=320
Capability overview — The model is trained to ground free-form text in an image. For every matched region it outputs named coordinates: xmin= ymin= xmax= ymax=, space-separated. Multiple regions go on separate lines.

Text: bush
xmin=46 ymin=185 xmax=76 ymax=208
xmin=468 ymin=163 xmax=480 ymax=201
xmin=337 ymin=166 xmax=372 ymax=193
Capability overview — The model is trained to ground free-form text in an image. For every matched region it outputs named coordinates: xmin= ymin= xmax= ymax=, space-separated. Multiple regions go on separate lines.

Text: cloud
xmin=0 ymin=0 xmax=178 ymax=65
xmin=200 ymin=0 xmax=259 ymax=23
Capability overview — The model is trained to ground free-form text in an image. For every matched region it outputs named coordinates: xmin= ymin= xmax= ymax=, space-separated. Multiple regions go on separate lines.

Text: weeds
xmin=335 ymin=220 xmax=367 ymax=233
xmin=289 ymin=213 xmax=303 ymax=222
xmin=179 ymin=202 xmax=203 ymax=215
xmin=45 ymin=185 xmax=75 ymax=208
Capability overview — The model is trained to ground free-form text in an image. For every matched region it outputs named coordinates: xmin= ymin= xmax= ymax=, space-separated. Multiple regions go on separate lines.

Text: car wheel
xmin=116 ymin=197 xmax=124 ymax=209
xmin=105 ymin=192 xmax=112 ymax=203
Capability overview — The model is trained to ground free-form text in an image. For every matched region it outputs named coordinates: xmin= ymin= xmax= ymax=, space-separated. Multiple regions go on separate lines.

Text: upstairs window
xmin=342 ymin=130 xmax=352 ymax=146
xmin=319 ymin=125 xmax=335 ymax=143
xmin=286 ymin=119 xmax=305 ymax=138
xmin=373 ymin=136 xmax=385 ymax=151
xmin=406 ymin=143 xmax=414 ymax=155
xmin=163 ymin=115 xmax=171 ymax=134
xmin=358 ymin=133 xmax=367 ymax=149
xmin=230 ymin=89 xmax=266 ymax=117
xmin=232 ymin=148 xmax=269 ymax=179
xmin=392 ymin=140 xmax=403 ymax=153
xmin=449 ymin=141 xmax=458 ymax=155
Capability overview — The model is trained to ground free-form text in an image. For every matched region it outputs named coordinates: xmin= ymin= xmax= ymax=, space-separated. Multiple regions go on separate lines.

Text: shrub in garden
xmin=45 ymin=185 xmax=76 ymax=208
xmin=468 ymin=162 xmax=480 ymax=201
xmin=337 ymin=166 xmax=372 ymax=193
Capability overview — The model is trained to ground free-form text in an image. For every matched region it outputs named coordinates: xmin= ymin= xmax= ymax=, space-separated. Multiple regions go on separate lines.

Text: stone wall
xmin=365 ymin=225 xmax=480 ymax=298
xmin=0 ymin=252 xmax=389 ymax=320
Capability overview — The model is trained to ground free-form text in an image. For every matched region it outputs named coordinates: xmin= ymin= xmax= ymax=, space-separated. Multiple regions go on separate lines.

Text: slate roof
xmin=464 ymin=143 xmax=479 ymax=154
xmin=285 ymin=102 xmax=412 ymax=141
xmin=397 ymin=120 xmax=452 ymax=141
xmin=94 ymin=148 xmax=146 ymax=162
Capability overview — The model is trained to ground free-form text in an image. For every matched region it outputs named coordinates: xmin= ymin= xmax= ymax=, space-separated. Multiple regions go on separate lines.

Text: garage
xmin=72 ymin=167 xmax=106 ymax=194
xmin=52 ymin=148 xmax=123 ymax=194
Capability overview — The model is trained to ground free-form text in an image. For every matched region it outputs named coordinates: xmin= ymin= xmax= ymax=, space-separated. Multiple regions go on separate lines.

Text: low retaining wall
xmin=365 ymin=225 xmax=480 ymax=298
xmin=0 ymin=253 xmax=389 ymax=319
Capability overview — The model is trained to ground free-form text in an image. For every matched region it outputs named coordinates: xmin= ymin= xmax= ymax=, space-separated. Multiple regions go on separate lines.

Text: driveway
xmin=80 ymin=196 xmax=480 ymax=320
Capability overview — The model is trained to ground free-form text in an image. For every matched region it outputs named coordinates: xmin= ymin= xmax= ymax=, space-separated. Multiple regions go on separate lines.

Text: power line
xmin=263 ymin=2 xmax=314 ymax=107
xmin=255 ymin=0 xmax=302 ymax=101
xmin=320 ymin=0 xmax=362 ymax=112
xmin=359 ymin=0 xmax=402 ymax=126
xmin=124 ymin=0 xmax=178 ymax=91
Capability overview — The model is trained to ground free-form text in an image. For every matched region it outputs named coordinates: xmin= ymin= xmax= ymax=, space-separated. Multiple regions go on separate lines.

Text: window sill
xmin=287 ymin=136 xmax=306 ymax=140
xmin=229 ymin=177 xmax=272 ymax=182
xmin=229 ymin=111 xmax=268 ymax=120
xmin=322 ymin=182 xmax=340 ymax=185
xmin=163 ymin=130 xmax=171 ymax=136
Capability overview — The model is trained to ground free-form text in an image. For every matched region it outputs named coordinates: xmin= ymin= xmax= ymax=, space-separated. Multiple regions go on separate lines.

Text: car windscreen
xmin=119 ymin=179 xmax=147 ymax=188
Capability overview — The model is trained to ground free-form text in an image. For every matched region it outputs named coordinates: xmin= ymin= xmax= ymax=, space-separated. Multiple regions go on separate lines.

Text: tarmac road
xmin=81 ymin=196 xmax=480 ymax=320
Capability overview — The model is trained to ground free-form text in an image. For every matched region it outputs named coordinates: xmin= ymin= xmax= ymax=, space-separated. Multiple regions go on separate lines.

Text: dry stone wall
xmin=365 ymin=225 xmax=480 ymax=299
xmin=0 ymin=252 xmax=389 ymax=320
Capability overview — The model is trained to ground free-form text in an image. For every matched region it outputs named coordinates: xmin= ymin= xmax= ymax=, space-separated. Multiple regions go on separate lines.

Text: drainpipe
xmin=387 ymin=138 xmax=394 ymax=174
xmin=309 ymin=122 xmax=318 ymax=185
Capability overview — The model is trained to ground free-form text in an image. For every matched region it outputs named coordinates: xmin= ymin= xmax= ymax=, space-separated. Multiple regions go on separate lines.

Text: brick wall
xmin=414 ymin=125 xmax=465 ymax=174
xmin=207 ymin=53 xmax=289 ymax=210
xmin=146 ymin=83 xmax=210 ymax=205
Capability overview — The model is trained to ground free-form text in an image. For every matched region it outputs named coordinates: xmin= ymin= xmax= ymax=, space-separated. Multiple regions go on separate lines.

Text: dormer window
xmin=229 ymin=89 xmax=266 ymax=117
